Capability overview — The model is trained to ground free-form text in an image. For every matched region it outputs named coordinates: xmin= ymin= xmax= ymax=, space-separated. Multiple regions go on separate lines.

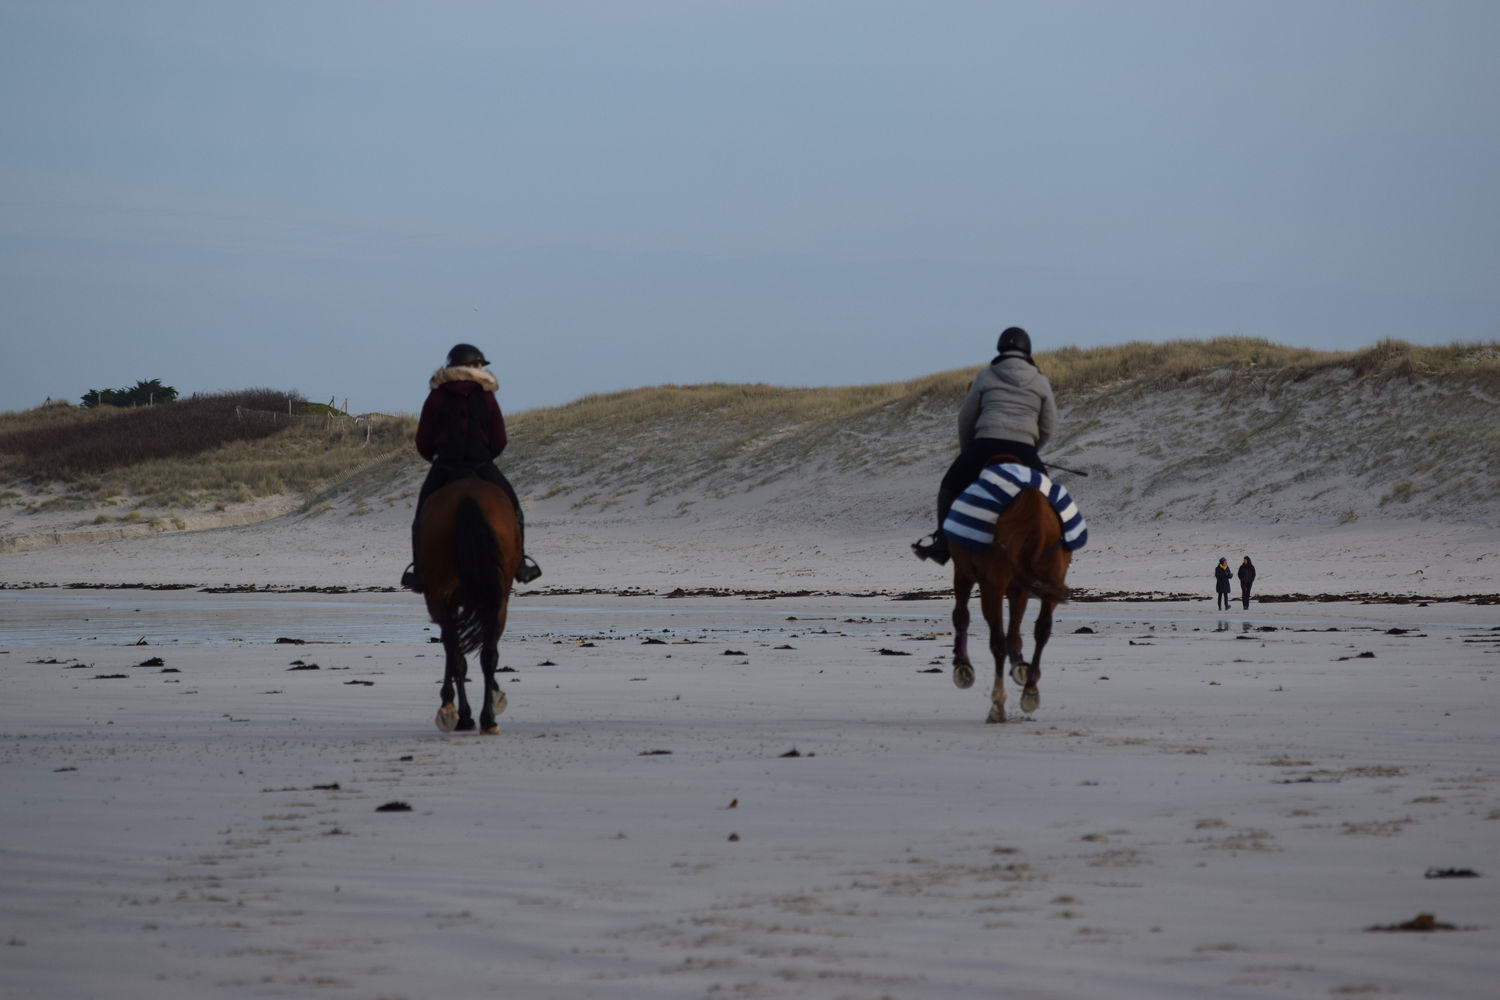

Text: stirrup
xmin=911 ymin=534 xmax=950 ymax=566
xmin=400 ymin=563 xmax=423 ymax=593
xmin=515 ymin=555 xmax=542 ymax=584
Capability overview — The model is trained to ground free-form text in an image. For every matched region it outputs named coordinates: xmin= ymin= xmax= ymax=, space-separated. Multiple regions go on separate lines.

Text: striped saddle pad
xmin=942 ymin=463 xmax=1088 ymax=554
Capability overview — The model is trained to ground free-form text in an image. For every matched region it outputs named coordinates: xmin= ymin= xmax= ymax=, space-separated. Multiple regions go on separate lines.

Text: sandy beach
xmin=2 ymin=577 xmax=1498 ymax=999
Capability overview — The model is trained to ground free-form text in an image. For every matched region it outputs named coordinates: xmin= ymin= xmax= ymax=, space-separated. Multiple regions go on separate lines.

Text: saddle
xmin=942 ymin=463 xmax=1088 ymax=554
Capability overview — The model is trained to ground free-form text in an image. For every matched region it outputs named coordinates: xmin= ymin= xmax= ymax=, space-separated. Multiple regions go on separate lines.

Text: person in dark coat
xmin=913 ymin=326 xmax=1057 ymax=565
xmin=1214 ymin=557 xmax=1233 ymax=610
xmin=400 ymin=343 xmax=541 ymax=591
xmin=1237 ymin=556 xmax=1256 ymax=609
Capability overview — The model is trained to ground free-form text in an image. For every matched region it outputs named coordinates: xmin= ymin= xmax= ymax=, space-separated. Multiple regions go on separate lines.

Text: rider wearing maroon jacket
xmin=401 ymin=343 xmax=541 ymax=591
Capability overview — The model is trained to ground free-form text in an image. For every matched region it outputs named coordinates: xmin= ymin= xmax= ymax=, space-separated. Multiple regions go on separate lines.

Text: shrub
xmin=0 ymin=390 xmax=304 ymax=479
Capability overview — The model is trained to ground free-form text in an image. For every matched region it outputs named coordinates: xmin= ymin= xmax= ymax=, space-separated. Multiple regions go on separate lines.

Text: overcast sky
xmin=3 ymin=0 xmax=1497 ymax=416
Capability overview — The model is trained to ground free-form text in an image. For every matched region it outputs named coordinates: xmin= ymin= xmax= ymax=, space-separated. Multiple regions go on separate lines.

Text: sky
xmin=2 ymin=0 xmax=1497 ymax=417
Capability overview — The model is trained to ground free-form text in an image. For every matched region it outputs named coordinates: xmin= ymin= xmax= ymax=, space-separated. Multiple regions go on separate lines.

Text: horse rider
xmin=912 ymin=326 xmax=1057 ymax=566
xmin=401 ymin=343 xmax=542 ymax=592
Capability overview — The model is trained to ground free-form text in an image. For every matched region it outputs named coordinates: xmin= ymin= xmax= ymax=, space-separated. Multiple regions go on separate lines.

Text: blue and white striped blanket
xmin=942 ymin=463 xmax=1088 ymax=553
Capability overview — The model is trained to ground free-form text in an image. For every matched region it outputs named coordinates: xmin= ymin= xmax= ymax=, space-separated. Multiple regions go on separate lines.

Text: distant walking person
xmin=1214 ymin=557 xmax=1233 ymax=610
xmin=912 ymin=326 xmax=1057 ymax=565
xmin=1237 ymin=556 xmax=1256 ymax=609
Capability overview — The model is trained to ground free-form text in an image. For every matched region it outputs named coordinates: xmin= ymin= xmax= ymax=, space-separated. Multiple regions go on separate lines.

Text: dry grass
xmin=1040 ymin=337 xmax=1338 ymax=393
xmin=0 ymin=390 xmax=302 ymax=479
xmin=512 ymin=380 xmax=946 ymax=442
xmin=0 ymin=398 xmax=107 ymax=435
xmin=4 ymin=338 xmax=1495 ymax=515
xmin=497 ymin=337 xmax=1500 ymax=517
xmin=91 ymin=415 xmax=417 ymax=506
xmin=507 ymin=337 xmax=1500 ymax=452
xmin=0 ymin=391 xmax=416 ymax=506
xmin=1040 ymin=337 xmax=1500 ymax=394
xmin=502 ymin=376 xmax=969 ymax=504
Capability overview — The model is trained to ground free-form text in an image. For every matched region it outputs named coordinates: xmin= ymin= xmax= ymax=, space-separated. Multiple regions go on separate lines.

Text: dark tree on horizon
xmin=81 ymin=378 xmax=180 ymax=408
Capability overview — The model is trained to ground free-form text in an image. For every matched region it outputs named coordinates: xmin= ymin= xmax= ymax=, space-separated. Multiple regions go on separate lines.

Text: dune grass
xmin=494 ymin=337 xmax=1500 ymax=513
xmin=1039 ymin=337 xmax=1500 ymax=394
xmin=0 ymin=390 xmax=308 ymax=479
xmin=92 ymin=414 xmax=417 ymax=507
xmin=0 ymin=391 xmax=416 ymax=507
xmin=509 ymin=337 xmax=1500 ymax=443
xmin=511 ymin=381 xmax=938 ymax=444
xmin=4 ymin=339 xmax=1494 ymax=511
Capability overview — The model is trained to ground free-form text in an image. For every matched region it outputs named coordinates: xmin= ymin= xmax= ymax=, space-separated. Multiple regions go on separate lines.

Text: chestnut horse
xmin=416 ymin=478 xmax=521 ymax=734
xmin=949 ymin=487 xmax=1072 ymax=723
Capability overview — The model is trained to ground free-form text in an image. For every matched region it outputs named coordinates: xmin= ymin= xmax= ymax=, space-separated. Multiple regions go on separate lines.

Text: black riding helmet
xmin=996 ymin=326 xmax=1031 ymax=358
xmin=446 ymin=343 xmax=489 ymax=368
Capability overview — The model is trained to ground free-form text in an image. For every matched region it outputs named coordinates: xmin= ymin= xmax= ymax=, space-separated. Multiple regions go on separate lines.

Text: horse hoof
xmin=953 ymin=663 xmax=975 ymax=689
xmin=1020 ymin=690 xmax=1040 ymax=714
xmin=1010 ymin=661 xmax=1028 ymax=686
xmin=482 ymin=724 xmax=500 ymax=736
xmin=435 ymin=704 xmax=459 ymax=733
xmin=455 ymin=717 xmax=476 ymax=732
xmin=986 ymin=704 xmax=1006 ymax=724
xmin=490 ymin=690 xmax=508 ymax=717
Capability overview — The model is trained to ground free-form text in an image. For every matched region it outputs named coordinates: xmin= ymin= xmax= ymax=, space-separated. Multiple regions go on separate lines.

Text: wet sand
xmin=2 ymin=591 xmax=1497 ymax=998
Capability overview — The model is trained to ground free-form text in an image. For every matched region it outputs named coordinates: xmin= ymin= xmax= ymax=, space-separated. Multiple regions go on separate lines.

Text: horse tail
xmin=1010 ymin=489 xmax=1073 ymax=603
xmin=450 ymin=496 xmax=502 ymax=655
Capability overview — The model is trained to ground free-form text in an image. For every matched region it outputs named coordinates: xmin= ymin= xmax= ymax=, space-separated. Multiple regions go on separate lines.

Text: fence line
xmin=235 ymin=407 xmax=399 ymax=441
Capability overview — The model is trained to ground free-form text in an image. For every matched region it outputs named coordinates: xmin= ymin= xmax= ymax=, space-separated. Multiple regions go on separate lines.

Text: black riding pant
xmin=940 ymin=438 xmax=1046 ymax=496
xmin=935 ymin=438 xmax=1046 ymax=531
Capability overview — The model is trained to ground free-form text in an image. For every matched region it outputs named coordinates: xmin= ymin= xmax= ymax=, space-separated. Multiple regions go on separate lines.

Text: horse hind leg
xmin=981 ymin=582 xmax=1009 ymax=724
xmin=435 ymin=625 xmax=472 ymax=733
xmin=438 ymin=629 xmax=459 ymax=731
xmin=1015 ymin=595 xmax=1057 ymax=715
xmin=477 ymin=625 xmax=507 ymax=735
xmin=982 ymin=581 xmax=1032 ymax=723
xmin=1005 ymin=584 xmax=1029 ymax=688
xmin=986 ymin=625 xmax=1008 ymax=723
xmin=951 ymin=572 xmax=976 ymax=690
xmin=453 ymin=668 xmax=476 ymax=732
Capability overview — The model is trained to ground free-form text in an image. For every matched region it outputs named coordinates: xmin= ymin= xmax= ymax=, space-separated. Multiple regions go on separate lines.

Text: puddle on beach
xmin=0 ymin=591 xmax=952 ymax=647
xmin=0 ymin=590 xmax=1492 ymax=648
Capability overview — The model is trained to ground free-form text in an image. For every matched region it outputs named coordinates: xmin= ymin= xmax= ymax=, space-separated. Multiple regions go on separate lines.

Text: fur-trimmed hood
xmin=430 ymin=366 xmax=498 ymax=392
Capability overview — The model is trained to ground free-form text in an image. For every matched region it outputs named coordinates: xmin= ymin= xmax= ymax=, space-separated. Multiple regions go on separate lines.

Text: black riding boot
xmin=508 ymin=502 xmax=542 ymax=584
xmin=401 ymin=521 xmax=423 ymax=592
xmin=912 ymin=488 xmax=957 ymax=565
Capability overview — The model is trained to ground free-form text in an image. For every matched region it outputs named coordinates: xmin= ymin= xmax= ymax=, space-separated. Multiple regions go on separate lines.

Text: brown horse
xmin=416 ymin=478 xmax=521 ymax=734
xmin=949 ymin=487 xmax=1072 ymax=723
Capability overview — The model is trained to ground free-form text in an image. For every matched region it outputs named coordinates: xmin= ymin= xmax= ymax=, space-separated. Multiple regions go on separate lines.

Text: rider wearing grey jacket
xmin=913 ymin=326 xmax=1057 ymax=565
xmin=957 ymin=353 xmax=1056 ymax=455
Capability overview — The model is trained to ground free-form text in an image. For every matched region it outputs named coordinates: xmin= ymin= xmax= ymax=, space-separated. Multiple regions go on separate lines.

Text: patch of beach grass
xmin=1 ymin=393 xmax=417 ymax=509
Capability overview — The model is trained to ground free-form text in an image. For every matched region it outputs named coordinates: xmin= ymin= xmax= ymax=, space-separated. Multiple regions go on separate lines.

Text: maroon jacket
xmin=415 ymin=373 xmax=507 ymax=463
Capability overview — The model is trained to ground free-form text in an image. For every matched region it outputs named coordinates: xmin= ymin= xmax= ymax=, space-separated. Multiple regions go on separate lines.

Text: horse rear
xmin=949 ymin=487 xmax=1072 ymax=723
xmin=416 ymin=479 xmax=521 ymax=734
